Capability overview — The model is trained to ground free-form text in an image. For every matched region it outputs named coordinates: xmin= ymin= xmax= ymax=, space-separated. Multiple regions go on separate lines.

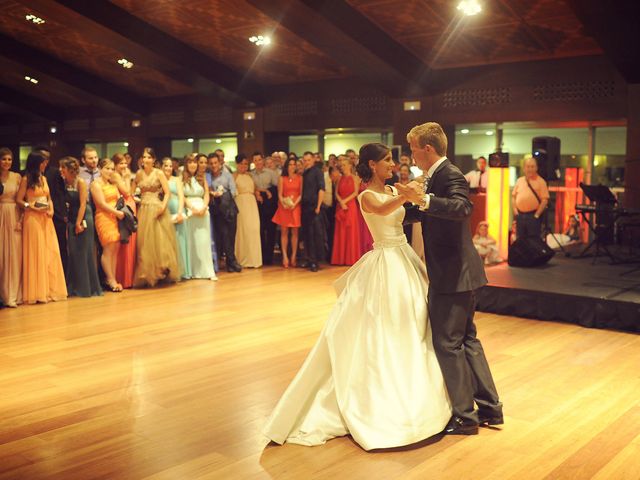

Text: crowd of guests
xmin=0 ymin=145 xmax=431 ymax=309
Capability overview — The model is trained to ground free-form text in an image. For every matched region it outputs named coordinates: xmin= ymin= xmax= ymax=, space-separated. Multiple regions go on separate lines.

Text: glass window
xmin=106 ymin=142 xmax=128 ymax=159
xmin=324 ymin=133 xmax=383 ymax=157
xmin=171 ymin=139 xmax=195 ymax=159
xmin=289 ymin=135 xmax=318 ymax=156
xmin=200 ymin=137 xmax=238 ymax=165
xmin=594 ymin=126 xmax=626 ymax=188
xmin=19 ymin=145 xmax=32 ymax=170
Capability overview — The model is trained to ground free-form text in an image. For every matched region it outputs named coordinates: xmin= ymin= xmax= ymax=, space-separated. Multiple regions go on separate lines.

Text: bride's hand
xmin=395 ymin=182 xmax=422 ymax=204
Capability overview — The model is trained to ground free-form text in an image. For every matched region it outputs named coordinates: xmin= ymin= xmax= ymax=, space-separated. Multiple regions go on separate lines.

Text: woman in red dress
xmin=113 ymin=153 xmax=137 ymax=288
xmin=272 ymin=157 xmax=303 ymax=268
xmin=331 ymin=157 xmax=362 ymax=265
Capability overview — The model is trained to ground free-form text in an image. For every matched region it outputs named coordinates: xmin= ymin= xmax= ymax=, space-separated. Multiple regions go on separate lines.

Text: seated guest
xmin=512 ymin=155 xmax=549 ymax=239
xmin=91 ymin=158 xmax=125 ymax=292
xmin=547 ymin=214 xmax=582 ymax=249
xmin=17 ymin=152 xmax=67 ymax=304
xmin=272 ymin=157 xmax=302 ymax=268
xmin=473 ymin=221 xmax=503 ymax=265
xmin=465 ymin=156 xmax=488 ymax=193
xmin=0 ymin=147 xmax=22 ymax=307
xmin=60 ymin=157 xmax=102 ymax=297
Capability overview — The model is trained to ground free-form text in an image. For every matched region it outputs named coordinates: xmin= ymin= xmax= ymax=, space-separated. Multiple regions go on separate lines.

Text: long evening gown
xmin=65 ymin=183 xmax=102 ymax=297
xmin=330 ymin=175 xmax=361 ymax=265
xmin=22 ymin=181 xmax=68 ymax=304
xmin=184 ymin=177 xmax=217 ymax=280
xmin=234 ymin=173 xmax=262 ymax=268
xmin=116 ymin=192 xmax=137 ymax=289
xmin=263 ymin=189 xmax=451 ymax=451
xmin=133 ymin=168 xmax=180 ymax=287
xmin=167 ymin=176 xmax=190 ymax=279
xmin=0 ymin=172 xmax=22 ymax=306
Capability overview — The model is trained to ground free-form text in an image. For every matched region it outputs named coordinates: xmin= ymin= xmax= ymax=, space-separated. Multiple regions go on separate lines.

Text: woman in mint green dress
xmin=183 ymin=155 xmax=217 ymax=281
xmin=162 ymin=158 xmax=190 ymax=279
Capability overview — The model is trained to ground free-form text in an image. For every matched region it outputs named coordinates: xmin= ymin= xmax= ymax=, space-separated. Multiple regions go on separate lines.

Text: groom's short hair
xmin=407 ymin=122 xmax=447 ymax=157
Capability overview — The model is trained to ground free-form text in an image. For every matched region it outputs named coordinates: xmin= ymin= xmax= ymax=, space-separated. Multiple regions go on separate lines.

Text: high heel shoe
xmin=282 ymin=257 xmax=289 ymax=268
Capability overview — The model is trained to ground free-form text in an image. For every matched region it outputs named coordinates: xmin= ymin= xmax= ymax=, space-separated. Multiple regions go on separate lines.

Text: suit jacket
xmin=45 ymin=167 xmax=68 ymax=224
xmin=405 ymin=159 xmax=486 ymax=293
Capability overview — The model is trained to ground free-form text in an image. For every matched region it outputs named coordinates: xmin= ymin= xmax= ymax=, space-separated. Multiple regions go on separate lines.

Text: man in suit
xmin=397 ymin=122 xmax=502 ymax=435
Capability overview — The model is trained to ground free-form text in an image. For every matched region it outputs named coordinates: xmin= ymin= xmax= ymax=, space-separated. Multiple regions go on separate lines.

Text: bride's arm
xmin=360 ymin=190 xmax=408 ymax=216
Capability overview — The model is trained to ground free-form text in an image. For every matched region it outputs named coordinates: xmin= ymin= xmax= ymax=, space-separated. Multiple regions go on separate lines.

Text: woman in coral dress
xmin=92 ymin=158 xmax=125 ymax=292
xmin=272 ymin=157 xmax=302 ymax=268
xmin=114 ymin=153 xmax=137 ymax=289
xmin=132 ymin=147 xmax=180 ymax=287
xmin=233 ymin=154 xmax=262 ymax=268
xmin=331 ymin=157 xmax=361 ymax=265
xmin=16 ymin=152 xmax=67 ymax=304
xmin=0 ymin=147 xmax=22 ymax=307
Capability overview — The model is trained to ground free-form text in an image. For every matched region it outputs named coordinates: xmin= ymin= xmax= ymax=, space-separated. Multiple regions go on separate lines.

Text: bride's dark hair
xmin=356 ymin=143 xmax=390 ymax=182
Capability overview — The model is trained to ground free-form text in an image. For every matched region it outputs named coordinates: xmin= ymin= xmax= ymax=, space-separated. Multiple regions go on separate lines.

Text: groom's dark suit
xmin=406 ymin=158 xmax=501 ymax=425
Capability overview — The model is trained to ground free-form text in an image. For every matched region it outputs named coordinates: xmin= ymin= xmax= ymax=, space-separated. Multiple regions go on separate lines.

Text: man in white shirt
xmin=464 ymin=156 xmax=488 ymax=193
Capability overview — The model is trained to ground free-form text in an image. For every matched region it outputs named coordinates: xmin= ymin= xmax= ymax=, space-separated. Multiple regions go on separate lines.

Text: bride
xmin=263 ymin=143 xmax=451 ymax=451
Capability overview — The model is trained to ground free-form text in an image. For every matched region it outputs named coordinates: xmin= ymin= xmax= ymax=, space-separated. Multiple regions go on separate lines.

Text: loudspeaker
xmin=508 ymin=237 xmax=555 ymax=267
xmin=532 ymin=136 xmax=561 ymax=181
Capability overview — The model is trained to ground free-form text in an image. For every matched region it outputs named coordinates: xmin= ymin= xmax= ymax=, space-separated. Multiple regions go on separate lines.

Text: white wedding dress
xmin=263 ymin=189 xmax=451 ymax=451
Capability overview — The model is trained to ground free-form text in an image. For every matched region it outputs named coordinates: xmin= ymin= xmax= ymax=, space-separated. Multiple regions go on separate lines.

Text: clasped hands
xmin=394 ymin=180 xmax=424 ymax=204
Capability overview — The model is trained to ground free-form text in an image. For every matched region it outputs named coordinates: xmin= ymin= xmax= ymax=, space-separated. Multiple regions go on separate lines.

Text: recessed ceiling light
xmin=249 ymin=35 xmax=271 ymax=46
xmin=123 ymin=142 xmax=129 ymax=147
xmin=25 ymin=14 xmax=45 ymax=25
xmin=117 ymin=58 xmax=134 ymax=69
xmin=457 ymin=0 xmax=482 ymax=16
xmin=187 ymin=138 xmax=194 ymax=143
xmin=485 ymin=130 xmax=494 ymax=136
xmin=131 ymin=119 xmax=141 ymax=128
xmin=215 ymin=139 xmax=222 ymax=144
xmin=460 ymin=128 xmax=470 ymax=134
xmin=49 ymin=125 xmax=57 ymax=134
xmin=24 ymin=75 xmax=39 ymax=84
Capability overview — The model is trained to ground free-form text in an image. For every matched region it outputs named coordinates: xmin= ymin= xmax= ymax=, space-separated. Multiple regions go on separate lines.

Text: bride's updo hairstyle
xmin=356 ymin=143 xmax=390 ymax=182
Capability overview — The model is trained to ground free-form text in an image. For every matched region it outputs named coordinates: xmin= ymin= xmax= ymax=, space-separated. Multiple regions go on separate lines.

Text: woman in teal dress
xmin=162 ymin=158 xmax=190 ymax=279
xmin=60 ymin=157 xmax=102 ymax=297
xmin=183 ymin=154 xmax=217 ymax=280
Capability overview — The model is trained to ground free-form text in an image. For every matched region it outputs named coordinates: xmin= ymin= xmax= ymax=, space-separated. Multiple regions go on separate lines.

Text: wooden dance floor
xmin=1 ymin=266 xmax=640 ymax=479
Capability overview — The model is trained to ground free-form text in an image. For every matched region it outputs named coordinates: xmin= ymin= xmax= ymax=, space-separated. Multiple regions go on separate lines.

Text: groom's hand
xmin=395 ymin=181 xmax=423 ymax=204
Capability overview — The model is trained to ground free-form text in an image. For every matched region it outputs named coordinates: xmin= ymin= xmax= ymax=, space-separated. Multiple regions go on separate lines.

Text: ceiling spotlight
xmin=24 ymin=75 xmax=39 ymax=84
xmin=215 ymin=139 xmax=222 ymax=144
xmin=49 ymin=125 xmax=57 ymax=134
xmin=457 ymin=0 xmax=482 ymax=16
xmin=131 ymin=119 xmax=141 ymax=128
xmin=249 ymin=35 xmax=271 ymax=46
xmin=485 ymin=130 xmax=494 ymax=136
xmin=25 ymin=14 xmax=45 ymax=25
xmin=117 ymin=58 xmax=134 ymax=69
xmin=123 ymin=142 xmax=129 ymax=147
xmin=460 ymin=128 xmax=470 ymax=134
xmin=187 ymin=138 xmax=194 ymax=143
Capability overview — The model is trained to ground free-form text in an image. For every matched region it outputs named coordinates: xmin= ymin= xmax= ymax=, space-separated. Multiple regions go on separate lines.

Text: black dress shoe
xmin=310 ymin=263 xmax=319 ymax=272
xmin=478 ymin=411 xmax=504 ymax=426
xmin=298 ymin=261 xmax=310 ymax=269
xmin=226 ymin=264 xmax=236 ymax=273
xmin=444 ymin=416 xmax=479 ymax=435
xmin=232 ymin=262 xmax=242 ymax=273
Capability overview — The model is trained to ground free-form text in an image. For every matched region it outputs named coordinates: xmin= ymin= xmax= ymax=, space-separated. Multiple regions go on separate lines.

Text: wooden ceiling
xmin=0 ymin=0 xmax=632 ymax=122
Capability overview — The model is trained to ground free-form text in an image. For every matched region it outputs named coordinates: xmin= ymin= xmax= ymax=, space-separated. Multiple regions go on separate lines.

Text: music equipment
xmin=508 ymin=237 xmax=555 ymax=267
xmin=488 ymin=151 xmax=509 ymax=168
xmin=532 ymin=136 xmax=561 ymax=181
xmin=575 ymin=204 xmax=640 ymax=216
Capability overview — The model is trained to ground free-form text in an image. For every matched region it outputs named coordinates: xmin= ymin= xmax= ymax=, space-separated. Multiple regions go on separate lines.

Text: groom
xmin=397 ymin=122 xmax=503 ymax=435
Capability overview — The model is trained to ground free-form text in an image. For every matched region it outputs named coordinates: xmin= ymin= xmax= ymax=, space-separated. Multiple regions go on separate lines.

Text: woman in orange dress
xmin=113 ymin=153 xmax=137 ymax=289
xmin=91 ymin=158 xmax=125 ymax=292
xmin=16 ymin=152 xmax=67 ymax=304
xmin=0 ymin=147 xmax=22 ymax=307
xmin=331 ymin=157 xmax=362 ymax=265
xmin=272 ymin=157 xmax=302 ymax=268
